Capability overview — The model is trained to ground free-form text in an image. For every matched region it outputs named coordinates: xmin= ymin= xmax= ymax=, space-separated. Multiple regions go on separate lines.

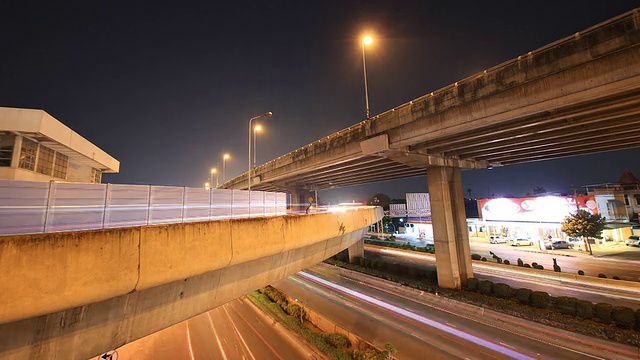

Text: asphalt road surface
xmin=275 ymin=263 xmax=640 ymax=359
xmin=366 ymin=246 xmax=640 ymax=309
xmin=470 ymin=241 xmax=640 ymax=281
xmin=91 ymin=297 xmax=320 ymax=360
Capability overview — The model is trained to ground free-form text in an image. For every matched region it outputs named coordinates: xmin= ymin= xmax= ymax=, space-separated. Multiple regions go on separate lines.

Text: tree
xmin=370 ymin=193 xmax=391 ymax=210
xmin=382 ymin=215 xmax=394 ymax=233
xmin=533 ymin=186 xmax=546 ymax=195
xmin=561 ymin=210 xmax=606 ymax=255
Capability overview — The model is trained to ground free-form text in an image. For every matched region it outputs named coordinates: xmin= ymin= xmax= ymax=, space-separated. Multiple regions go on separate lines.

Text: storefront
xmin=479 ymin=195 xmax=598 ymax=242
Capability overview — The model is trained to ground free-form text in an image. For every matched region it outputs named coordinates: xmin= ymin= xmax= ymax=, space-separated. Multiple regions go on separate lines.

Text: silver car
xmin=545 ymin=240 xmax=573 ymax=250
xmin=510 ymin=238 xmax=534 ymax=246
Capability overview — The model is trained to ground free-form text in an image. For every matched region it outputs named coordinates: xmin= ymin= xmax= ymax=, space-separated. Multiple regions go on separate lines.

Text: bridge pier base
xmin=347 ymin=238 xmax=364 ymax=263
xmin=289 ymin=188 xmax=313 ymax=213
xmin=427 ymin=166 xmax=473 ymax=289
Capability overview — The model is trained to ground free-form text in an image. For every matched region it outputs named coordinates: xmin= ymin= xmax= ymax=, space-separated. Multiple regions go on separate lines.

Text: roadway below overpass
xmin=0 ymin=206 xmax=382 ymax=360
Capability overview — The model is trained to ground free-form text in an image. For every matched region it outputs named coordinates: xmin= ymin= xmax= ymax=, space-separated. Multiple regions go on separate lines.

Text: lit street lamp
xmin=204 ymin=182 xmax=210 ymax=190
xmin=248 ymin=112 xmax=272 ymax=191
xmin=253 ymin=124 xmax=262 ymax=169
xmin=362 ymin=35 xmax=372 ymax=119
xmin=210 ymin=168 xmax=218 ymax=188
xmin=222 ymin=153 xmax=230 ymax=183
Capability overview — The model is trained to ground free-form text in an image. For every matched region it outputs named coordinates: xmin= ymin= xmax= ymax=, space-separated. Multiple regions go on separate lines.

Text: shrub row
xmin=465 ymin=278 xmax=639 ymax=330
xmin=365 ymin=238 xmax=435 ymax=253
xmin=470 ymin=254 xmax=633 ymax=279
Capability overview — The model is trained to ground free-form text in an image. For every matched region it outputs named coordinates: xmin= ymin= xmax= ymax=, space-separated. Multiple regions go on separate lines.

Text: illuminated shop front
xmin=479 ymin=195 xmax=598 ymax=241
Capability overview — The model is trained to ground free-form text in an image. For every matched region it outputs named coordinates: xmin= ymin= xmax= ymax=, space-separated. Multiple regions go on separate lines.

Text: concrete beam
xmin=385 ymin=150 xmax=487 ymax=169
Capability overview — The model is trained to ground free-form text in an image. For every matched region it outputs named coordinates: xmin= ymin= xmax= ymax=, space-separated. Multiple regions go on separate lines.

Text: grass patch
xmin=247 ymin=288 xmax=389 ymax=359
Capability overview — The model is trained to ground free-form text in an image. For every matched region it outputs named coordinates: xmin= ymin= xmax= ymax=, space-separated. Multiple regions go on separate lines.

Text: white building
xmin=0 ymin=107 xmax=119 ymax=183
xmin=585 ymin=172 xmax=640 ymax=223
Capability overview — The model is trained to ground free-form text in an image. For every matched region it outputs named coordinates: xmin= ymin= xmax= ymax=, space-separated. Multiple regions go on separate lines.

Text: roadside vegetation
xmin=561 ymin=209 xmax=607 ymax=256
xmin=248 ymin=286 xmax=393 ymax=360
xmin=328 ymin=248 xmax=640 ymax=347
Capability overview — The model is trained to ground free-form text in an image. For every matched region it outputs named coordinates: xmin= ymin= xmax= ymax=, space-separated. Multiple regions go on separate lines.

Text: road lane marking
xmin=206 ymin=313 xmax=228 ymax=360
xmin=186 ymin=322 xmax=196 ymax=360
xmin=223 ymin=306 xmax=257 ymax=360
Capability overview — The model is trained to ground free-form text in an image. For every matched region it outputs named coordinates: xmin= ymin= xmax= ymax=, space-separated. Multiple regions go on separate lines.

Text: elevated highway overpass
xmin=223 ymin=9 xmax=640 ymax=290
xmin=0 ymin=206 xmax=381 ymax=359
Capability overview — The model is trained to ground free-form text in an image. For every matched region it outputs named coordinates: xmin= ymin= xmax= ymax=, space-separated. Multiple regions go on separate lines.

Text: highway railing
xmin=0 ymin=179 xmax=286 ymax=235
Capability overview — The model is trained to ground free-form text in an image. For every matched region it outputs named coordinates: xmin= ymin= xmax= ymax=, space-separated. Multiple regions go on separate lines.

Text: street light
xmin=248 ymin=112 xmax=272 ymax=191
xmin=222 ymin=153 xmax=230 ymax=183
xmin=204 ymin=182 xmax=210 ymax=190
xmin=362 ymin=35 xmax=373 ymax=119
xmin=253 ymin=124 xmax=262 ymax=169
xmin=210 ymin=168 xmax=218 ymax=188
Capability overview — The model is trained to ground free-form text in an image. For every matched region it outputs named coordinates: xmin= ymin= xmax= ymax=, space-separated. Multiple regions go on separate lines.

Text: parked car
xmin=567 ymin=236 xmax=596 ymax=245
xmin=625 ymin=235 xmax=640 ymax=247
xmin=510 ymin=238 xmax=534 ymax=246
xmin=489 ymin=235 xmax=509 ymax=244
xmin=545 ymin=240 xmax=573 ymax=250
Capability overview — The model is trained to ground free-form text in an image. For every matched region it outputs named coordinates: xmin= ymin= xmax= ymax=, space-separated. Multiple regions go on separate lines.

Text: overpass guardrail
xmin=0 ymin=179 xmax=286 ymax=235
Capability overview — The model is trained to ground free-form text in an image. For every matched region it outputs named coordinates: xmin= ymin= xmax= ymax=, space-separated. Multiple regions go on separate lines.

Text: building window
xmin=625 ymin=195 xmax=630 ymax=206
xmin=635 ymin=195 xmax=640 ymax=206
xmin=19 ymin=138 xmax=37 ymax=171
xmin=36 ymin=146 xmax=55 ymax=175
xmin=0 ymin=134 xmax=14 ymax=167
xmin=53 ymin=153 xmax=68 ymax=179
xmin=91 ymin=168 xmax=102 ymax=184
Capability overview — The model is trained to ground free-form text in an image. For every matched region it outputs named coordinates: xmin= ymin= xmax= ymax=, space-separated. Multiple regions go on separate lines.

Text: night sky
xmin=2 ymin=1 xmax=639 ymax=203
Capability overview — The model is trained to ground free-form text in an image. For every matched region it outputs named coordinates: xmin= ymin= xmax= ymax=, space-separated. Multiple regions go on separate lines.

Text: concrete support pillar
xmin=427 ymin=166 xmax=473 ymax=289
xmin=289 ymin=188 xmax=312 ymax=213
xmin=347 ymin=238 xmax=364 ymax=262
xmin=10 ymin=135 xmax=22 ymax=168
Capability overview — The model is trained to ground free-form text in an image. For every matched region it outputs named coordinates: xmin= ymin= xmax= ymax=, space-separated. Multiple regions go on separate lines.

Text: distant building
xmin=585 ymin=171 xmax=640 ymax=223
xmin=478 ymin=195 xmax=598 ymax=242
xmin=478 ymin=191 xmax=635 ymax=244
xmin=0 ymin=107 xmax=119 ymax=183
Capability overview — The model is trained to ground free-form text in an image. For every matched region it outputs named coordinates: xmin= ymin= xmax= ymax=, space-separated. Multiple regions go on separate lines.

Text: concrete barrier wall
xmin=0 ymin=206 xmax=382 ymax=327
xmin=0 ymin=207 xmax=382 ymax=360
xmin=0 ymin=223 xmax=374 ymax=360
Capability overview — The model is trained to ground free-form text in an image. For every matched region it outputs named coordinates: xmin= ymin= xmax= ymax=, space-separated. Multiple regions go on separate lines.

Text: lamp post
xmin=210 ymin=168 xmax=218 ymax=188
xmin=222 ymin=153 xmax=230 ymax=183
xmin=253 ymin=124 xmax=262 ymax=169
xmin=362 ymin=35 xmax=372 ymax=119
xmin=248 ymin=112 xmax=272 ymax=191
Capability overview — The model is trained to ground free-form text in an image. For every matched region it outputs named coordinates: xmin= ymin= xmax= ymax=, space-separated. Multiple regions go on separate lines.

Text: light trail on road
xmin=369 ymin=246 xmax=640 ymax=309
xmin=95 ymin=297 xmax=315 ymax=360
xmin=298 ymin=271 xmax=535 ymax=359
xmin=276 ymin=263 xmax=640 ymax=359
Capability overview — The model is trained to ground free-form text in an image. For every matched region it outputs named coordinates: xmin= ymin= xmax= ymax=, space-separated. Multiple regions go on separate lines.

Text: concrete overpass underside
xmin=0 ymin=207 xmax=382 ymax=360
xmin=222 ymin=10 xmax=640 ymax=291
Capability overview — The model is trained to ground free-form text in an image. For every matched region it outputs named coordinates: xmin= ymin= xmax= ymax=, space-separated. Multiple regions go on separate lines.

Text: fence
xmin=0 ymin=180 xmax=287 ymax=235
